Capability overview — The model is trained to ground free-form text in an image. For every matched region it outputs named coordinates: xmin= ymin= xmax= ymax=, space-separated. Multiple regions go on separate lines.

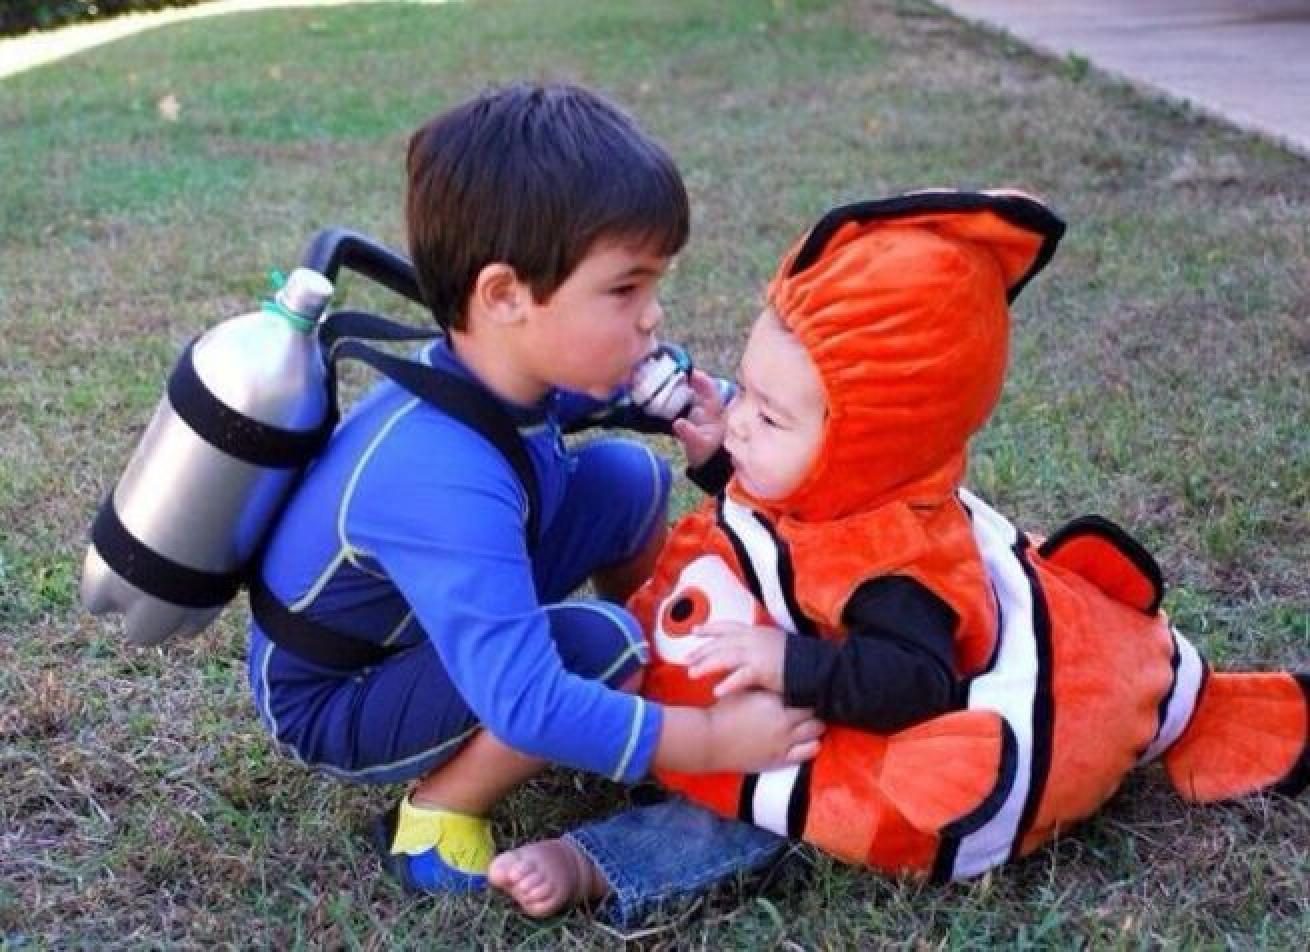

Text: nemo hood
xmin=734 ymin=190 xmax=1066 ymax=523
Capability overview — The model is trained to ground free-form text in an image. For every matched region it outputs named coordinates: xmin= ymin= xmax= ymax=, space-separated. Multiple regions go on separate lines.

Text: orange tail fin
xmin=1164 ymin=672 xmax=1310 ymax=802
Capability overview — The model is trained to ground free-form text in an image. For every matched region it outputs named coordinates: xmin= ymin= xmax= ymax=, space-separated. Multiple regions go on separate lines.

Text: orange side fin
xmin=1165 ymin=672 xmax=1310 ymax=802
xmin=880 ymin=710 xmax=1008 ymax=834
xmin=1038 ymin=515 xmax=1164 ymax=614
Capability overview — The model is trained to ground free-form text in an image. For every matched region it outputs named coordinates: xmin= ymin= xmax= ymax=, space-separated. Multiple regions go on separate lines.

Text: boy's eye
xmin=609 ymin=284 xmax=637 ymax=297
xmin=759 ymin=411 xmax=779 ymax=428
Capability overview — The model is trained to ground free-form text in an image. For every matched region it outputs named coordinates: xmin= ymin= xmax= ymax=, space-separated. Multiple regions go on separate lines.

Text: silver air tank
xmin=81 ymin=268 xmax=335 ymax=645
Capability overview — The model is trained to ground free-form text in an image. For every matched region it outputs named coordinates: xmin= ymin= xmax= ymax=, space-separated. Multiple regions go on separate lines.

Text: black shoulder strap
xmin=318 ymin=310 xmax=541 ymax=546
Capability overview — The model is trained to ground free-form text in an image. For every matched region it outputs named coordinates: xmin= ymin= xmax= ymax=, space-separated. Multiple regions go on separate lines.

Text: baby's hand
xmin=686 ymin=620 xmax=786 ymax=697
xmin=671 ymin=370 xmax=729 ymax=469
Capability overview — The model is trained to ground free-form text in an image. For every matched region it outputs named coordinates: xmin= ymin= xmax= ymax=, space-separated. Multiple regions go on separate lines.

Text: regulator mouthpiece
xmin=631 ymin=343 xmax=694 ymax=420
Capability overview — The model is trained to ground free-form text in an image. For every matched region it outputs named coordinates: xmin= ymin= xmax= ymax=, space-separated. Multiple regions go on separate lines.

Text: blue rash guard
xmin=247 ymin=338 xmax=670 ymax=785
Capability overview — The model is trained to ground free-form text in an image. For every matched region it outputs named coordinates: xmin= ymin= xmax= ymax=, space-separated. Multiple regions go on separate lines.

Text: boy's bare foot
xmin=489 ymin=838 xmax=608 ymax=918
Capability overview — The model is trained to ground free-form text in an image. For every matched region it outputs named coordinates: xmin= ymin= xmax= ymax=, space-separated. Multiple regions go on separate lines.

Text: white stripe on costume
xmin=950 ymin=489 xmax=1042 ymax=880
xmin=1139 ymin=627 xmax=1205 ymax=764
xmin=721 ymin=496 xmax=799 ymax=633
xmin=752 ymin=764 xmax=802 ymax=837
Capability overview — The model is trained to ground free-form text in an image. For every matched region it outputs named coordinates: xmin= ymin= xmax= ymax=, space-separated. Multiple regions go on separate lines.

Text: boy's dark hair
xmin=406 ymin=83 xmax=690 ymax=330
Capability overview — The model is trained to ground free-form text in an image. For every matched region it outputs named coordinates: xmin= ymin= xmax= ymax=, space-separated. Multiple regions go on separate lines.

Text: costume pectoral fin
xmin=879 ymin=709 xmax=1010 ymax=834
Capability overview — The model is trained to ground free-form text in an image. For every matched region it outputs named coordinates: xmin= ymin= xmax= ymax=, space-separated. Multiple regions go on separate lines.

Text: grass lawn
xmin=2 ymin=0 xmax=1308 ymax=945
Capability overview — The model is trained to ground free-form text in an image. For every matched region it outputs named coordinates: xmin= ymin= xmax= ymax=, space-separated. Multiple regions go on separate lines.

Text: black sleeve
xmin=782 ymin=575 xmax=960 ymax=732
xmin=685 ymin=446 xmax=733 ymax=496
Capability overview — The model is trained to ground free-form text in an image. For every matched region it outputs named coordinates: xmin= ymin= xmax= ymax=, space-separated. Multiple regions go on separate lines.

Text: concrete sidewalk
xmin=936 ymin=0 xmax=1310 ymax=159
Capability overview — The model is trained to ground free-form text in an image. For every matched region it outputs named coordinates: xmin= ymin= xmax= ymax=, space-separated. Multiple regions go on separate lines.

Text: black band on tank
xmin=168 ymin=340 xmax=332 ymax=469
xmin=90 ymin=492 xmax=242 ymax=608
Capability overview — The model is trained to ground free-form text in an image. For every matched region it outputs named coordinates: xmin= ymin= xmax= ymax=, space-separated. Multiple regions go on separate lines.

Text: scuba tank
xmin=82 ymin=227 xmax=702 ymax=648
xmin=81 ymin=229 xmax=425 ymax=646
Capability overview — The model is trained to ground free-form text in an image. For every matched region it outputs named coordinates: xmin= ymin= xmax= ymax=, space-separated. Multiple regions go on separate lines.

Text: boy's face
xmin=724 ymin=309 xmax=825 ymax=501
xmin=521 ymin=240 xmax=669 ymax=399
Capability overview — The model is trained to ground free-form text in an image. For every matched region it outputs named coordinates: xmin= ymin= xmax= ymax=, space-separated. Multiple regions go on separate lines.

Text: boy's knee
xmin=545 ymin=600 xmax=650 ymax=689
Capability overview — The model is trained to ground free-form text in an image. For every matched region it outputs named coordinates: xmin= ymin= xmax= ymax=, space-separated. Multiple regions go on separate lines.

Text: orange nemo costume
xmin=632 ymin=191 xmax=1309 ymax=880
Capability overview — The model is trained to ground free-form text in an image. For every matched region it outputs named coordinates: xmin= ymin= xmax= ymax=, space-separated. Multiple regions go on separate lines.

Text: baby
xmin=492 ymin=190 xmax=1309 ymax=920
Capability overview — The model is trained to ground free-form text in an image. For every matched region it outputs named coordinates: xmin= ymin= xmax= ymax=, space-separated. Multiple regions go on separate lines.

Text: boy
xmin=246 ymin=83 xmax=822 ymax=893
xmin=492 ymin=190 xmax=1309 ymax=921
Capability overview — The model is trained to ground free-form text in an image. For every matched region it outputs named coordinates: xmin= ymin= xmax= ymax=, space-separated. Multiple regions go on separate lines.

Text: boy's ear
xmin=470 ymin=262 xmax=528 ymax=326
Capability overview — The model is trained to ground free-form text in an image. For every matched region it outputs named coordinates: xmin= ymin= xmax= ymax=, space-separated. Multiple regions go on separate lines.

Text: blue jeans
xmin=565 ymin=799 xmax=787 ymax=927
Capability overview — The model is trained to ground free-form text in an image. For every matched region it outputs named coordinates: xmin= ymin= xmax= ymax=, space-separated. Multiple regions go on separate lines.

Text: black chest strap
xmin=251 ymin=309 xmax=542 ymax=670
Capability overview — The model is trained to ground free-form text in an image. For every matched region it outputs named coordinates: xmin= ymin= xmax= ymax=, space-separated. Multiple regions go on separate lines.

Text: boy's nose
xmin=639 ymin=297 xmax=664 ymax=333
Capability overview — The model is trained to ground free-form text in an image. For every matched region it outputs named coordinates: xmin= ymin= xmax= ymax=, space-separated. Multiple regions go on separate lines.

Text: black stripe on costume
xmin=1271 ymin=673 xmax=1310 ymax=798
xmin=1009 ymin=536 xmax=1055 ymax=861
xmin=169 ymin=339 xmax=333 ymax=469
xmin=930 ymin=718 xmax=1020 ymax=883
xmin=787 ymin=191 xmax=1066 ymax=303
xmin=737 ymin=773 xmax=760 ymax=824
xmin=786 ymin=761 xmax=814 ymax=840
xmin=90 ymin=492 xmax=243 ymax=608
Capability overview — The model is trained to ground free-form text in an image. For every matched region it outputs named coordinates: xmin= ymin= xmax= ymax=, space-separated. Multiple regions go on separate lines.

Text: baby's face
xmin=723 ymin=309 xmax=826 ymax=501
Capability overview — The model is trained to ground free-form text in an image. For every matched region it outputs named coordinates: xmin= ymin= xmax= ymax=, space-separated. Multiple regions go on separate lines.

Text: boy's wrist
xmin=654 ymin=705 xmax=716 ymax=774
xmin=702 ymin=704 xmax=727 ymax=772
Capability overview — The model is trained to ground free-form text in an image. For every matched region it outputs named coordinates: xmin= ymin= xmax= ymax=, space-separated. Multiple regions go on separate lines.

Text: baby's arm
xmin=687 ymin=576 xmax=960 ymax=733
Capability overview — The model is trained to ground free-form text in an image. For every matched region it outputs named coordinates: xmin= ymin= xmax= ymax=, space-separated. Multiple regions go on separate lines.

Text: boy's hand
xmin=707 ymin=691 xmax=824 ymax=771
xmin=686 ymin=621 xmax=786 ymax=696
xmin=672 ymin=370 xmax=728 ymax=468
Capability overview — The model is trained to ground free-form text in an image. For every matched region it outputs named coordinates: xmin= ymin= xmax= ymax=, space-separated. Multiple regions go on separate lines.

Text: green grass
xmin=3 ymin=0 xmax=1309 ymax=945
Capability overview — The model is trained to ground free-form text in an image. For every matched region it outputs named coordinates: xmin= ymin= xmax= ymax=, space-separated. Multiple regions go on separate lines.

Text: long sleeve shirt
xmin=689 ymin=447 xmax=960 ymax=733
xmin=256 ymin=340 xmax=664 ymax=781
